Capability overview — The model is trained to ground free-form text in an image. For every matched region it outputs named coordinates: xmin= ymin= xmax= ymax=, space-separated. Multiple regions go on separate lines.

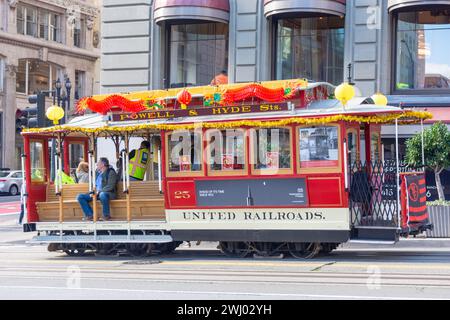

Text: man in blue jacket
xmin=77 ymin=157 xmax=117 ymax=221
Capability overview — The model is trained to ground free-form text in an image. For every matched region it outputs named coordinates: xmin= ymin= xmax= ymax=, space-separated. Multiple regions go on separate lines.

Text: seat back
xmin=46 ymin=181 xmax=162 ymax=201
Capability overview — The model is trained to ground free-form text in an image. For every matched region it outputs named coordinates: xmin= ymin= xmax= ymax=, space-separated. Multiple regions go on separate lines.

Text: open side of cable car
xmin=21 ymin=80 xmax=433 ymax=258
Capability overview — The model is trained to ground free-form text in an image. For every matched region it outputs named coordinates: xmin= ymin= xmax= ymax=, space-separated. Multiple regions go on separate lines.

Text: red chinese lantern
xmin=177 ymin=89 xmax=192 ymax=109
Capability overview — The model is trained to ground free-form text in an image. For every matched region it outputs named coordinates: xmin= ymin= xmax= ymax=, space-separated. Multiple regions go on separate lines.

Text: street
xmin=1 ymin=213 xmax=450 ymax=300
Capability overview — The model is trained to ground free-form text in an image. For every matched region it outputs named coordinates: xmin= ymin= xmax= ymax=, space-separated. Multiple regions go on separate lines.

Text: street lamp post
xmin=53 ymin=77 xmax=72 ymax=124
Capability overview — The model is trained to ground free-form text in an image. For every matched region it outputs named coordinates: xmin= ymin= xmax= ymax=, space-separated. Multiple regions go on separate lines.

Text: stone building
xmin=0 ymin=0 xmax=101 ymax=169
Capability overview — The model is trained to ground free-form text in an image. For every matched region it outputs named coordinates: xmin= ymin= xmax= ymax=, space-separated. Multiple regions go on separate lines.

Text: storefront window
xmin=395 ymin=9 xmax=450 ymax=90
xmin=298 ymin=126 xmax=339 ymax=168
xmin=16 ymin=59 xmax=63 ymax=95
xmin=275 ymin=16 xmax=345 ymax=84
xmin=168 ymin=23 xmax=228 ymax=88
xmin=206 ymin=129 xmax=245 ymax=173
xmin=252 ymin=128 xmax=291 ymax=172
xmin=167 ymin=130 xmax=202 ymax=173
xmin=30 ymin=140 xmax=45 ymax=182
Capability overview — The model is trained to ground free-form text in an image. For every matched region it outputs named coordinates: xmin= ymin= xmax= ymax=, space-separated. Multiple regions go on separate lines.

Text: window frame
xmin=205 ymin=128 xmax=248 ymax=177
xmin=29 ymin=139 xmax=46 ymax=183
xmin=165 ymin=21 xmax=229 ymax=89
xmin=346 ymin=126 xmax=360 ymax=164
xmin=16 ymin=4 xmax=62 ymax=44
xmin=0 ymin=58 xmax=4 ymax=93
xmin=250 ymin=126 xmax=294 ymax=176
xmin=272 ymin=15 xmax=345 ymax=85
xmin=296 ymin=123 xmax=342 ymax=174
xmin=165 ymin=130 xmax=205 ymax=178
xmin=391 ymin=9 xmax=450 ymax=95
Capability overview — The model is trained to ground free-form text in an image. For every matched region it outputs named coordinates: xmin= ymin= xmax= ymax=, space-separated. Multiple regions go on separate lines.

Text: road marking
xmin=2 ymin=258 xmax=450 ymax=270
xmin=0 ymin=285 xmax=444 ymax=300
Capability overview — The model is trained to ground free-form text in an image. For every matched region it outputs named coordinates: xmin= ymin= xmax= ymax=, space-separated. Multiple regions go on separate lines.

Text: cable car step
xmin=29 ymin=234 xmax=173 ymax=244
xmin=347 ymin=239 xmax=396 ymax=245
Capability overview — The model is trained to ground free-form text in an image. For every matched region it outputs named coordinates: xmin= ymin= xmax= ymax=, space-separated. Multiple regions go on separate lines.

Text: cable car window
xmin=69 ymin=142 xmax=84 ymax=175
xmin=298 ymin=126 xmax=339 ymax=168
xmin=371 ymin=132 xmax=381 ymax=162
xmin=30 ymin=140 xmax=45 ymax=182
xmin=167 ymin=130 xmax=202 ymax=174
xmin=206 ymin=129 xmax=246 ymax=174
xmin=347 ymin=129 xmax=358 ymax=164
xmin=252 ymin=128 xmax=291 ymax=173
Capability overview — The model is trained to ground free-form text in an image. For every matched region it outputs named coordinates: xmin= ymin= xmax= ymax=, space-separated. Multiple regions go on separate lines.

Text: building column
xmin=4 ymin=63 xmax=18 ymax=169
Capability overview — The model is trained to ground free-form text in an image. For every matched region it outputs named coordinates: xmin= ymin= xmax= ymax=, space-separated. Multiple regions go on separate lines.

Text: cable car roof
xmin=22 ymin=97 xmax=432 ymax=137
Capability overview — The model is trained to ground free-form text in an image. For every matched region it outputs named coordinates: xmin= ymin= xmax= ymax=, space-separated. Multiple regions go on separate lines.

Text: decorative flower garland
xmin=76 ymin=80 xmax=311 ymax=114
xmin=24 ymin=111 xmax=432 ymax=134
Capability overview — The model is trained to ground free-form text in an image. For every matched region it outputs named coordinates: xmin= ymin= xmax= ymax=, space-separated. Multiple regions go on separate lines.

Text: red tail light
xmin=0 ymin=179 xmax=6 ymax=182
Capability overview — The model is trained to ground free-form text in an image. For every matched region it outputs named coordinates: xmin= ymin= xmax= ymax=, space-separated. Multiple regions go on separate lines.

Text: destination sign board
xmin=110 ymin=103 xmax=289 ymax=122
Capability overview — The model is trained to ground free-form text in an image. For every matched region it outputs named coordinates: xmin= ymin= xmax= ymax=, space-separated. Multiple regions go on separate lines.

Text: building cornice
xmin=0 ymin=31 xmax=100 ymax=62
xmin=39 ymin=0 xmax=99 ymax=17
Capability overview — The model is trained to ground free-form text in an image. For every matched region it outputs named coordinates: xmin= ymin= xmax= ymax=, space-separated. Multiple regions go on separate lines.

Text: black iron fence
xmin=349 ymin=160 xmax=416 ymax=228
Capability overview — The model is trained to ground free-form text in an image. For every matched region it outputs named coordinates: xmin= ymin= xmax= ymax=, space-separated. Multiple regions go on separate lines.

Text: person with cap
xmin=128 ymin=141 xmax=151 ymax=181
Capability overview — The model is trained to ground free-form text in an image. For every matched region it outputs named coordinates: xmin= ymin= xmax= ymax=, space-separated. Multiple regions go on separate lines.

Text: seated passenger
xmin=77 ymin=157 xmax=117 ymax=221
xmin=74 ymin=161 xmax=89 ymax=183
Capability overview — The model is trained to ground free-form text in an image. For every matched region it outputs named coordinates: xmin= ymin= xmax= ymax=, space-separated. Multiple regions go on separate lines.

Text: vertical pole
xmin=395 ymin=119 xmax=401 ymax=229
xmin=91 ymin=135 xmax=98 ymax=223
xmin=125 ymin=132 xmax=131 ymax=223
xmin=158 ymin=148 xmax=162 ymax=193
xmin=57 ymin=133 xmax=64 ymax=224
xmin=421 ymin=119 xmax=425 ymax=172
xmin=343 ymin=139 xmax=348 ymax=190
xmin=20 ymin=154 xmax=28 ymax=224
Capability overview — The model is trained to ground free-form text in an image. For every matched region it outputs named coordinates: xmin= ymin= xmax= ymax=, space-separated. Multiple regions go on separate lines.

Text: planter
xmin=426 ymin=205 xmax=450 ymax=238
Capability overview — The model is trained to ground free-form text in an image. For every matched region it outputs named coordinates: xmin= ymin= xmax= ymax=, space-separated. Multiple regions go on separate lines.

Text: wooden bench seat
xmin=37 ymin=181 xmax=165 ymax=222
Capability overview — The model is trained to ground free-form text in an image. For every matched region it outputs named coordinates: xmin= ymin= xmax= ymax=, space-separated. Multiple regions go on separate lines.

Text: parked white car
xmin=0 ymin=171 xmax=23 ymax=196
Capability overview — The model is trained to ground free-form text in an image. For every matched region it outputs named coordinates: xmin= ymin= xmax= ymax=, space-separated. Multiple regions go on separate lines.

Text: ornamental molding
xmin=7 ymin=0 xmax=18 ymax=8
xmin=40 ymin=0 xmax=99 ymax=17
xmin=5 ymin=64 xmax=18 ymax=77
xmin=0 ymin=33 xmax=99 ymax=62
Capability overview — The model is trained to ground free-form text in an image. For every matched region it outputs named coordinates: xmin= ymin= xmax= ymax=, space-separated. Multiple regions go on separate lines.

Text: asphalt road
xmin=0 ymin=195 xmax=20 ymax=203
xmin=1 ymin=214 xmax=450 ymax=300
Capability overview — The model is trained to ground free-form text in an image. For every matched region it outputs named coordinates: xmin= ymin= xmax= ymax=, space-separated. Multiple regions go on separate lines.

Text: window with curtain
xmin=395 ymin=9 xmax=450 ymax=90
xmin=16 ymin=59 xmax=63 ymax=95
xmin=168 ymin=22 xmax=228 ymax=88
xmin=275 ymin=16 xmax=345 ymax=84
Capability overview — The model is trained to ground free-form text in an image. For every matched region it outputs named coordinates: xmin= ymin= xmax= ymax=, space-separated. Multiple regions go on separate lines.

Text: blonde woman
xmin=75 ymin=161 xmax=89 ymax=183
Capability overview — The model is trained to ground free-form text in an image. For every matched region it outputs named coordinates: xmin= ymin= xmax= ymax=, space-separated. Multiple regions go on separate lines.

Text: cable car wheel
xmin=249 ymin=242 xmax=281 ymax=257
xmin=63 ymin=244 xmax=87 ymax=257
xmin=94 ymin=244 xmax=118 ymax=256
xmin=219 ymin=242 xmax=251 ymax=258
xmin=288 ymin=242 xmax=321 ymax=259
xmin=125 ymin=243 xmax=151 ymax=257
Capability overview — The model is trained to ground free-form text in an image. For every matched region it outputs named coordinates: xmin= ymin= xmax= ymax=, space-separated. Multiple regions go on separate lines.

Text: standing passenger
xmin=128 ymin=141 xmax=150 ymax=181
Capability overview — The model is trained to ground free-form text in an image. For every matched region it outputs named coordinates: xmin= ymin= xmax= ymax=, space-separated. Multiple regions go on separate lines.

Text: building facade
xmin=101 ymin=0 xmax=450 ymax=198
xmin=0 ymin=0 xmax=101 ymax=169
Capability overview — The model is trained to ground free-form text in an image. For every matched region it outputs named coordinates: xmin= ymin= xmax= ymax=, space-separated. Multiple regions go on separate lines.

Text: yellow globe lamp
xmin=334 ymin=82 xmax=355 ymax=108
xmin=371 ymin=92 xmax=388 ymax=106
xmin=46 ymin=105 xmax=65 ymax=125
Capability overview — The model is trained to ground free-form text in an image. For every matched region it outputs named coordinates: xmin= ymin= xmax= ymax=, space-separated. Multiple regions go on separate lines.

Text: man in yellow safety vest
xmin=128 ymin=141 xmax=150 ymax=181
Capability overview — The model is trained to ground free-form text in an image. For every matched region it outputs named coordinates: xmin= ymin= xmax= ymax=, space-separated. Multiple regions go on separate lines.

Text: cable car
xmin=20 ymin=79 xmax=433 ymax=258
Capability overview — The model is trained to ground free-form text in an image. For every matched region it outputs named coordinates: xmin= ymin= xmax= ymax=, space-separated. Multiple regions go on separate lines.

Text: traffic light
xmin=27 ymin=93 xmax=46 ymax=128
xmin=15 ymin=109 xmax=26 ymax=133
